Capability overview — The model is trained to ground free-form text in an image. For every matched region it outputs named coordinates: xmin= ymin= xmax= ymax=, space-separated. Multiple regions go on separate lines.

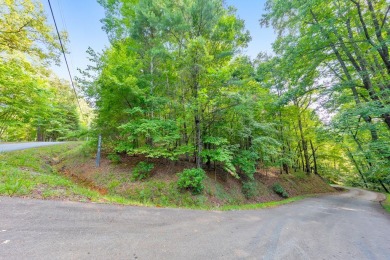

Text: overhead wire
xmin=47 ymin=0 xmax=83 ymax=118
xmin=55 ymin=0 xmax=77 ymax=77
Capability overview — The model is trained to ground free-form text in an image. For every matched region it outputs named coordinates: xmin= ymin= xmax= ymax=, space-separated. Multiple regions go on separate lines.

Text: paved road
xmin=0 ymin=189 xmax=389 ymax=260
xmin=0 ymin=142 xmax=63 ymax=152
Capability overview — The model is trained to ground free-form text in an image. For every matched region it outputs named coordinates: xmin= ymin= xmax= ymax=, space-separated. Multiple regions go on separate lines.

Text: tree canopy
xmin=0 ymin=0 xmax=83 ymax=141
xmin=2 ymin=0 xmax=389 ymax=192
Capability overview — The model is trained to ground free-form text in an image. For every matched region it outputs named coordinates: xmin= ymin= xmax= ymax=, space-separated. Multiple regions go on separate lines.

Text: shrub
xmin=293 ymin=171 xmax=307 ymax=180
xmin=79 ymin=142 xmax=96 ymax=158
xmin=107 ymin=153 xmax=121 ymax=164
xmin=272 ymin=183 xmax=289 ymax=198
xmin=242 ymin=181 xmax=257 ymax=199
xmin=177 ymin=168 xmax=206 ymax=194
xmin=202 ymin=136 xmax=238 ymax=178
xmin=233 ymin=150 xmax=259 ymax=180
xmin=132 ymin=162 xmax=154 ymax=181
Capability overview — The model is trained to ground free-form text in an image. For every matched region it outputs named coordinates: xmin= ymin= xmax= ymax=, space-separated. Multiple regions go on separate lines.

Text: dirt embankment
xmin=56 ymin=153 xmax=336 ymax=207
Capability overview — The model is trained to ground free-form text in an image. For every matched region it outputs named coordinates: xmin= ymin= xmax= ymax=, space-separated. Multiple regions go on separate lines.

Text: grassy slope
xmin=0 ymin=143 xmax=142 ymax=206
xmin=0 ymin=143 xmax=99 ymax=201
xmin=382 ymin=193 xmax=390 ymax=213
xmin=0 ymin=142 xmax=336 ymax=210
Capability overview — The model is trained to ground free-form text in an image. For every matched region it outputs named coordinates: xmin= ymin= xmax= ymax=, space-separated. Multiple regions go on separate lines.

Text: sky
xmin=41 ymin=0 xmax=275 ymax=80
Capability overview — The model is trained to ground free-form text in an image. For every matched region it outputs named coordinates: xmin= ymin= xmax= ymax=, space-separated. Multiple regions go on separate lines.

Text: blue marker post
xmin=96 ymin=134 xmax=102 ymax=167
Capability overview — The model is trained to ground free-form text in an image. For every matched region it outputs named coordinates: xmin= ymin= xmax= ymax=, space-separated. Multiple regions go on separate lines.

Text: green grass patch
xmin=0 ymin=143 xmax=100 ymax=200
xmin=0 ymin=143 xmax=314 ymax=211
xmin=219 ymin=196 xmax=305 ymax=210
xmin=0 ymin=143 xmax=146 ymax=206
xmin=382 ymin=193 xmax=390 ymax=213
xmin=121 ymin=180 xmax=207 ymax=208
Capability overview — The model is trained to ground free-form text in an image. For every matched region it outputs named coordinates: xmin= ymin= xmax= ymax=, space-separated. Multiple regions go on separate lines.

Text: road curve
xmin=0 ymin=188 xmax=389 ymax=260
xmin=0 ymin=142 xmax=63 ymax=152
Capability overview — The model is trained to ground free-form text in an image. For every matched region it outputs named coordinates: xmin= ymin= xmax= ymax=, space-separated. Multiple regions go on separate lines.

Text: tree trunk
xmin=296 ymin=104 xmax=310 ymax=175
xmin=192 ymin=59 xmax=202 ymax=169
xmin=278 ymin=110 xmax=289 ymax=174
xmin=346 ymin=147 xmax=368 ymax=188
xmin=309 ymin=140 xmax=318 ymax=176
xmin=310 ymin=10 xmax=386 ymax=135
xmin=358 ymin=0 xmax=390 ymax=75
xmin=379 ymin=180 xmax=390 ymax=193
xmin=37 ymin=125 xmax=44 ymax=142
xmin=148 ymin=56 xmax=155 ymax=148
xmin=195 ymin=113 xmax=202 ymax=168
xmin=183 ymin=122 xmax=190 ymax=161
xmin=297 ymin=142 xmax=305 ymax=173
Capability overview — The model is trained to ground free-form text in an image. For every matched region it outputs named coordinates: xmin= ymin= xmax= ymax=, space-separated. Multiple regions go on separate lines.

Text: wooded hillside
xmin=0 ymin=0 xmax=83 ymax=141
xmin=77 ymin=0 xmax=389 ymax=191
xmin=1 ymin=0 xmax=389 ymax=192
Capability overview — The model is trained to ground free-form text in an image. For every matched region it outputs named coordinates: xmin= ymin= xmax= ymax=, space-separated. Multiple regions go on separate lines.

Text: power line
xmin=47 ymin=0 xmax=83 ymax=117
xmin=56 ymin=0 xmax=77 ymax=77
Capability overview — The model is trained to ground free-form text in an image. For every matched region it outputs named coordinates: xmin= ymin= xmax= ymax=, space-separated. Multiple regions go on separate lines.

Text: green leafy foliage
xmin=242 ymin=181 xmax=257 ymax=199
xmin=293 ymin=171 xmax=307 ymax=180
xmin=117 ymin=118 xmax=182 ymax=159
xmin=0 ymin=0 xmax=63 ymax=61
xmin=260 ymin=0 xmax=390 ymax=191
xmin=0 ymin=0 xmax=86 ymax=142
xmin=132 ymin=162 xmax=154 ymax=181
xmin=107 ymin=153 xmax=121 ymax=164
xmin=177 ymin=168 xmax=206 ymax=194
xmin=2 ymin=0 xmax=389 ymax=196
xmin=202 ymin=136 xmax=238 ymax=178
xmin=233 ymin=150 xmax=259 ymax=180
xmin=382 ymin=194 xmax=390 ymax=213
xmin=0 ymin=57 xmax=81 ymax=141
xmin=272 ymin=183 xmax=289 ymax=198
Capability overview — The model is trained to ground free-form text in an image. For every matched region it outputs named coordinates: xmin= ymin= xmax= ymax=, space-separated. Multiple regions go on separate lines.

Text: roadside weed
xmin=382 ymin=194 xmax=390 ymax=213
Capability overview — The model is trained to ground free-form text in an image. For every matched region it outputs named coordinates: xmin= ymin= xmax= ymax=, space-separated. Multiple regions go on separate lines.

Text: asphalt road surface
xmin=0 ymin=188 xmax=389 ymax=260
xmin=0 ymin=142 xmax=63 ymax=152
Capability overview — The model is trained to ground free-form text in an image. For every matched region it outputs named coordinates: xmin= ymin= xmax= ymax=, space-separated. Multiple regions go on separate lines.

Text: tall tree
xmin=0 ymin=0 xmax=81 ymax=141
xmin=261 ymin=0 xmax=390 ymax=189
xmin=0 ymin=0 xmax=64 ymax=62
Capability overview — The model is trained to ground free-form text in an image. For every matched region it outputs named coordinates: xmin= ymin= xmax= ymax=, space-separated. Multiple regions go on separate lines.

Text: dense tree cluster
xmin=0 ymin=0 xmax=82 ymax=141
xmin=261 ymin=0 xmax=389 ymax=191
xmin=3 ymin=0 xmax=387 ymax=191
xmin=81 ymin=0 xmax=389 ymax=190
xmin=81 ymin=0 xmax=278 ymax=180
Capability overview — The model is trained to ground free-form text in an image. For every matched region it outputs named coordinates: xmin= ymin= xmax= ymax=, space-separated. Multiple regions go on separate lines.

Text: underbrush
xmin=0 ymin=143 xmax=100 ymax=201
xmin=242 ymin=181 xmax=258 ymax=199
xmin=123 ymin=181 xmax=207 ymax=207
xmin=0 ymin=143 xmax=337 ymax=210
xmin=272 ymin=183 xmax=289 ymax=198
xmin=382 ymin=193 xmax=390 ymax=213
xmin=177 ymin=168 xmax=206 ymax=194
xmin=131 ymin=161 xmax=154 ymax=181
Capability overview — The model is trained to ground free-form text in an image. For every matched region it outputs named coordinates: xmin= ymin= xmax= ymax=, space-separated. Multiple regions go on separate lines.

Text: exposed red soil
xmin=61 ymin=167 xmax=108 ymax=195
xmin=55 ymin=153 xmax=337 ymax=206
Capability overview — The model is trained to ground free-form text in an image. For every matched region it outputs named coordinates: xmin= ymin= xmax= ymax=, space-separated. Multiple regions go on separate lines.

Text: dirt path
xmin=0 ymin=188 xmax=389 ymax=259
